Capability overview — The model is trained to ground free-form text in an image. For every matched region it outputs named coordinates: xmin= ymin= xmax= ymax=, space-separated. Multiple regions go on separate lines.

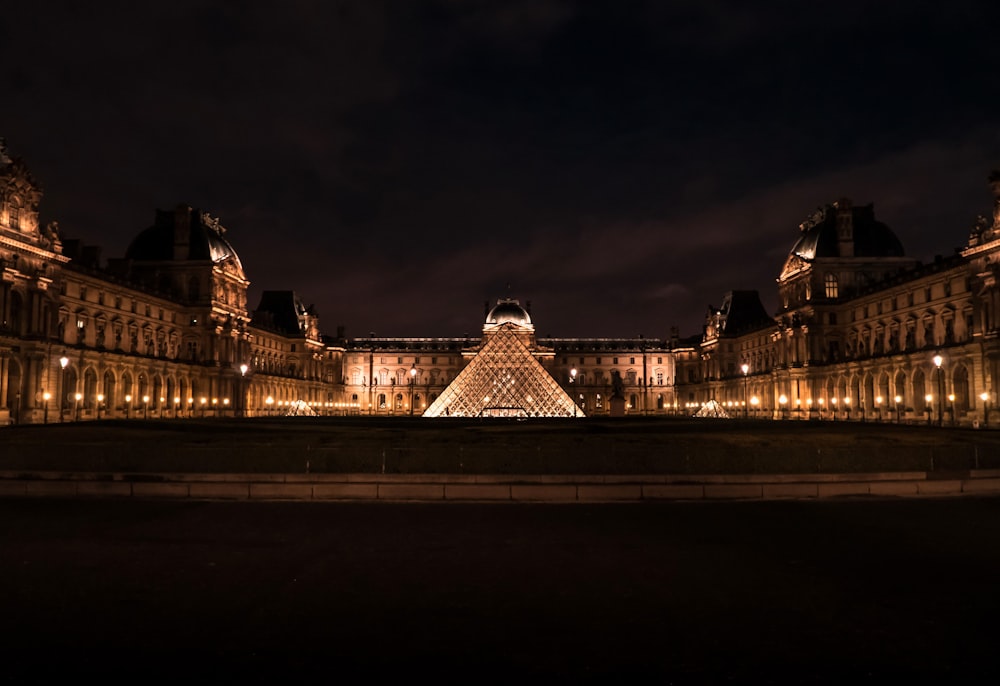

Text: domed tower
xmin=777 ymin=199 xmax=916 ymax=313
xmin=114 ymin=205 xmax=251 ymax=367
xmin=484 ymin=297 xmax=534 ymax=347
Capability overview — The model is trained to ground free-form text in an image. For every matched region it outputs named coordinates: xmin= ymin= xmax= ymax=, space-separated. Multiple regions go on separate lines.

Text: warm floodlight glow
xmin=142 ymin=395 xmax=149 ymax=404
xmin=875 ymin=396 xmax=883 ymax=405
xmin=74 ymin=393 xmax=82 ymax=401
xmin=778 ymin=394 xmax=787 ymax=405
xmin=933 ymin=354 xmax=943 ymax=368
xmin=750 ymin=396 xmax=759 ymax=406
xmin=239 ymin=364 xmax=249 ymax=376
xmin=59 ymin=356 xmax=69 ymax=369
xmin=925 ymin=394 xmax=933 ymax=403
xmin=948 ymin=394 xmax=955 ymax=402
xmin=741 ymin=364 xmax=749 ymax=375
xmin=894 ymin=395 xmax=902 ymax=404
xmin=125 ymin=395 xmax=132 ymax=403
xmin=843 ymin=397 xmax=850 ymax=405
xmin=43 ymin=392 xmax=51 ymax=401
xmin=97 ymin=394 xmax=104 ymax=402
xmin=223 ymin=398 xmax=230 ymax=405
xmin=266 ymin=396 xmax=274 ymax=405
xmin=981 ymin=392 xmax=990 ymax=402
xmin=200 ymin=397 xmax=207 ymax=405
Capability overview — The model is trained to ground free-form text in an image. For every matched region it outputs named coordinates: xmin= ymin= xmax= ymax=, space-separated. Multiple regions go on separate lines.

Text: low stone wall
xmin=2 ymin=470 xmax=999 ymax=502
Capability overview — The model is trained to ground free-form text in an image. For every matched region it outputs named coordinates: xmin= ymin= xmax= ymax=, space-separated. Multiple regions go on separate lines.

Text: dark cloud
xmin=4 ymin=0 xmax=1000 ymax=338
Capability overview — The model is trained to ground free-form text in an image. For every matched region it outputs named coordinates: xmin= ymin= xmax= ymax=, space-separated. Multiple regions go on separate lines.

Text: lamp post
xmin=74 ymin=392 xmax=82 ymax=422
xmin=570 ymin=368 xmax=578 ymax=416
xmin=806 ymin=398 xmax=813 ymax=420
xmin=142 ymin=395 xmax=149 ymax=419
xmin=174 ymin=396 xmax=180 ymax=418
xmin=58 ymin=356 xmax=69 ymax=422
xmin=266 ymin=396 xmax=274 ymax=416
xmin=239 ymin=363 xmax=249 ymax=417
xmin=97 ymin=394 xmax=104 ymax=420
xmin=831 ymin=397 xmax=838 ymax=421
xmin=187 ymin=397 xmax=193 ymax=417
xmin=125 ymin=394 xmax=132 ymax=419
xmin=843 ymin=396 xmax=851 ymax=421
xmin=925 ymin=394 xmax=933 ymax=425
xmin=778 ymin=394 xmax=788 ymax=420
xmin=749 ymin=395 xmax=759 ymax=418
xmin=894 ymin=395 xmax=902 ymax=423
xmin=948 ymin=394 xmax=955 ymax=427
xmin=875 ymin=396 xmax=882 ymax=422
xmin=42 ymin=392 xmax=51 ymax=424
xmin=741 ymin=364 xmax=749 ymax=418
xmin=817 ymin=397 xmax=824 ymax=419
xmin=933 ymin=354 xmax=944 ymax=427
xmin=981 ymin=391 xmax=990 ymax=428
xmin=409 ymin=365 xmax=417 ymax=416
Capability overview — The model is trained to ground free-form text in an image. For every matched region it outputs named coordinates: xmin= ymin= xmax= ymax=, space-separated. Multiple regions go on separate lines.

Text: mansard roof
xmin=126 ymin=205 xmax=244 ymax=275
xmin=789 ymin=201 xmax=904 ymax=262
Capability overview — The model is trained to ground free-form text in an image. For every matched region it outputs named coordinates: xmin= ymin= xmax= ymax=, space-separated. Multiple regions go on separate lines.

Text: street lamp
xmin=74 ymin=392 xmax=82 ymax=421
xmin=174 ymin=396 xmax=181 ymax=417
xmin=266 ymin=396 xmax=274 ymax=416
xmin=843 ymin=396 xmax=851 ymax=421
xmin=875 ymin=396 xmax=883 ymax=422
xmin=925 ymin=394 xmax=934 ymax=425
xmin=933 ymin=354 xmax=944 ymax=427
xmin=97 ymin=393 xmax=104 ymax=420
xmin=42 ymin=391 xmax=51 ymax=424
xmin=749 ymin=395 xmax=759 ymax=418
xmin=831 ymin=397 xmax=838 ymax=421
xmin=948 ymin=394 xmax=955 ymax=426
xmin=894 ymin=395 xmax=902 ymax=423
xmin=981 ymin=391 xmax=990 ymax=428
xmin=125 ymin=394 xmax=132 ymax=419
xmin=239 ymin=363 xmax=249 ymax=417
xmin=778 ymin=394 xmax=788 ymax=419
xmin=58 ymin=356 xmax=69 ymax=422
xmin=741 ymin=363 xmax=749 ymax=418
xmin=409 ymin=365 xmax=417 ymax=416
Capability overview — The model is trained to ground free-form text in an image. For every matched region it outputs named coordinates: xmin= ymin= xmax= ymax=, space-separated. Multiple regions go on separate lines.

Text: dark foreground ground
xmin=2 ymin=498 xmax=999 ymax=682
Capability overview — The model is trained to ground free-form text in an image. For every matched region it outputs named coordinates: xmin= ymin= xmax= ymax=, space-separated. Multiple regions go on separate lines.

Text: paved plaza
xmin=2 ymin=497 xmax=998 ymax=682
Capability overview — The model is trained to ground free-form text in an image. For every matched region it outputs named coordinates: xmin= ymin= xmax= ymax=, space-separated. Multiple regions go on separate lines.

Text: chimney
xmin=173 ymin=205 xmax=191 ymax=260
xmin=835 ymin=198 xmax=854 ymax=258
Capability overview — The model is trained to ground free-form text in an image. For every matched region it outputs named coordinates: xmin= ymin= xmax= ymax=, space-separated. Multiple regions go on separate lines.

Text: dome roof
xmin=788 ymin=201 xmax=904 ymax=262
xmin=126 ymin=206 xmax=244 ymax=275
xmin=485 ymin=298 xmax=532 ymax=327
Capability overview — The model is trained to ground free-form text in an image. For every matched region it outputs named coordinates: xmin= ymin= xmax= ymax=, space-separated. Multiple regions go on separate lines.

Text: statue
xmin=610 ymin=370 xmax=625 ymax=399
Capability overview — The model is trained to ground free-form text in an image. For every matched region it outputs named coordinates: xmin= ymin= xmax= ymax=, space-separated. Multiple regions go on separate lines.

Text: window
xmin=824 ymin=273 xmax=839 ymax=298
xmin=657 ymin=357 xmax=662 ymax=364
xmin=629 ymin=357 xmax=636 ymax=365
xmin=613 ymin=357 xmax=619 ymax=365
xmin=596 ymin=357 xmax=602 ymax=364
xmin=656 ymin=372 xmax=664 ymax=385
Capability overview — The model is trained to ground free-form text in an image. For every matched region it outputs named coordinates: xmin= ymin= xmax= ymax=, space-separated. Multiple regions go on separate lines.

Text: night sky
xmin=4 ymin=1 xmax=1000 ymax=339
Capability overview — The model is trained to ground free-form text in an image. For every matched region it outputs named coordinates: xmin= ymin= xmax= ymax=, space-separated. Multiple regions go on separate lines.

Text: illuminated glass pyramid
xmin=424 ymin=322 xmax=582 ymax=418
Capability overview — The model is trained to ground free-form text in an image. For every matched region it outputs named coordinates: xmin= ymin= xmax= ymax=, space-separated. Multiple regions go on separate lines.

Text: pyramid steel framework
xmin=423 ymin=323 xmax=583 ymax=418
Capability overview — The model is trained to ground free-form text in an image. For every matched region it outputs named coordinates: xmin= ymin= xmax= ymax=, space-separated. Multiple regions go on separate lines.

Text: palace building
xmin=1 ymin=139 xmax=999 ymax=425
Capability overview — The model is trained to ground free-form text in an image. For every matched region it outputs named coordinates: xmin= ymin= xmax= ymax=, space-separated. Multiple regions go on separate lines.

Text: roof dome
xmin=126 ymin=205 xmax=244 ymax=276
xmin=788 ymin=201 xmax=904 ymax=262
xmin=485 ymin=298 xmax=532 ymax=327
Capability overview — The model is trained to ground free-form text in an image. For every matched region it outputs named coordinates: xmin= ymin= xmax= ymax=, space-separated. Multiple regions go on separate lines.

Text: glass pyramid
xmin=423 ymin=323 xmax=583 ymax=418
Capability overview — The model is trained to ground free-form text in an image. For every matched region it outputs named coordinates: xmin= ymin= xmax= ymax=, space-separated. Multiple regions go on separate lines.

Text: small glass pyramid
xmin=424 ymin=322 xmax=583 ymax=418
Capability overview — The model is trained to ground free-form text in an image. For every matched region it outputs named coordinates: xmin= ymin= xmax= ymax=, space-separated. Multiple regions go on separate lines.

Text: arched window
xmin=824 ymin=273 xmax=839 ymax=298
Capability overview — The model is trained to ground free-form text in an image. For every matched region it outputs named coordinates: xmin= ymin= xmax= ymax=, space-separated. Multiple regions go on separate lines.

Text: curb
xmin=1 ymin=471 xmax=999 ymax=502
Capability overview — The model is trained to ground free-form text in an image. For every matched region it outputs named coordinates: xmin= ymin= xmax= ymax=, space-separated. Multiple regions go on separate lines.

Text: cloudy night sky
xmin=4 ymin=1 xmax=1000 ymax=339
